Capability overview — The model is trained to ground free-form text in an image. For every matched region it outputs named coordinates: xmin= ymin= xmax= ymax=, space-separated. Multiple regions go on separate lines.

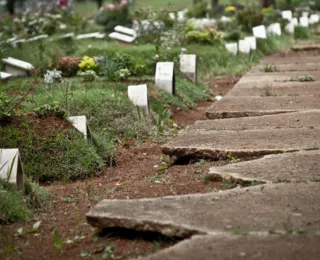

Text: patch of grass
xmin=0 ymin=122 xmax=104 ymax=182
xmin=264 ymin=64 xmax=278 ymax=72
xmin=294 ymin=26 xmax=311 ymax=39
xmin=296 ymin=75 xmax=316 ymax=82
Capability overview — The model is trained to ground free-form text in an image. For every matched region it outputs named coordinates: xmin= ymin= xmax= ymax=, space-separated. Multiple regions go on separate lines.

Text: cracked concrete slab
xmin=206 ymin=96 xmax=320 ymax=119
xmin=209 ymin=150 xmax=320 ymax=183
xmin=227 ymin=83 xmax=320 ymax=96
xmin=87 ymin=183 xmax=320 ymax=237
xmin=184 ymin=110 xmax=320 ymax=133
xmin=140 ymin=234 xmax=320 ymax=260
xmin=162 ymin=128 xmax=320 ymax=158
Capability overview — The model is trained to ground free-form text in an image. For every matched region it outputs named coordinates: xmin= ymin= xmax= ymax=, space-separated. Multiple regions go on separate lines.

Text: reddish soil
xmin=0 ymin=75 xmax=238 ymax=260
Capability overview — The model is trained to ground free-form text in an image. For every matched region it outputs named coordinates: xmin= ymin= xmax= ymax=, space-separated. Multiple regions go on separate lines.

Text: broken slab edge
xmin=205 ymin=110 xmax=296 ymax=120
xmin=161 ymin=147 xmax=298 ymax=160
xmin=86 ymin=215 xmax=205 ymax=238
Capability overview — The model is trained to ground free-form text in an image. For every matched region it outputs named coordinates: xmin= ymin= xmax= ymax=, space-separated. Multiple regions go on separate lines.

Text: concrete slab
xmin=184 ymin=110 xmax=320 ymax=133
xmin=141 ymin=234 xmax=320 ymax=260
xmin=206 ymin=96 xmax=320 ymax=119
xmin=261 ymin=56 xmax=320 ymax=65
xmin=227 ymin=82 xmax=320 ymax=96
xmin=162 ymin=128 xmax=320 ymax=159
xmin=87 ymin=183 xmax=320 ymax=237
xmin=209 ymin=150 xmax=320 ymax=183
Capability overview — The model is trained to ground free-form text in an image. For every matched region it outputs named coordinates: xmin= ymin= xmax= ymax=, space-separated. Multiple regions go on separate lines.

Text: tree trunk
xmin=6 ymin=0 xmax=15 ymax=15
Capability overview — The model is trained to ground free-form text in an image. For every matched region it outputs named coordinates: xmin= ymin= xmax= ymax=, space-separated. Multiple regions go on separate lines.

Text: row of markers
xmin=225 ymin=10 xmax=320 ymax=56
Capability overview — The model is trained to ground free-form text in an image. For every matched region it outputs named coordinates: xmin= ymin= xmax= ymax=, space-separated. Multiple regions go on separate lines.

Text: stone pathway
xmin=87 ymin=48 xmax=320 ymax=259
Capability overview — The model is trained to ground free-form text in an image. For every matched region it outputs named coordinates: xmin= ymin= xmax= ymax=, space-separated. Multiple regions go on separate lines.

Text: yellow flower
xmin=225 ymin=6 xmax=236 ymax=12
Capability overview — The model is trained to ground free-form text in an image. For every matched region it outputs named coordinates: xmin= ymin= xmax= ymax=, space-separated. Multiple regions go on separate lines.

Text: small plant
xmin=296 ymin=75 xmax=316 ymax=82
xmin=34 ymin=102 xmax=67 ymax=120
xmin=57 ymin=57 xmax=81 ymax=77
xmin=44 ymin=69 xmax=63 ymax=86
xmin=115 ymin=69 xmax=131 ymax=80
xmin=79 ymin=56 xmax=98 ymax=72
xmin=264 ymin=65 xmax=278 ymax=72
xmin=236 ymin=8 xmax=264 ymax=32
xmin=52 ymin=229 xmax=63 ymax=252
xmin=227 ymin=153 xmax=240 ymax=163
xmin=0 ymin=90 xmax=31 ymax=120
xmin=78 ymin=70 xmax=99 ymax=82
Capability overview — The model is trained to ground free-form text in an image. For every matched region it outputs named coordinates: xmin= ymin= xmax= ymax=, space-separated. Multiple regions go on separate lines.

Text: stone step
xmin=292 ymin=44 xmax=320 ymax=51
xmin=140 ymin=234 xmax=320 ymax=260
xmin=86 ymin=183 xmax=320 ymax=237
xmin=162 ymin=128 xmax=320 ymax=159
xmin=228 ymin=82 xmax=320 ymax=97
xmin=251 ymin=62 xmax=320 ymax=72
xmin=261 ymin=55 xmax=320 ymax=64
xmin=206 ymin=96 xmax=320 ymax=119
xmin=238 ymin=71 xmax=320 ymax=84
xmin=184 ymin=110 xmax=320 ymax=133
xmin=209 ymin=150 xmax=320 ymax=183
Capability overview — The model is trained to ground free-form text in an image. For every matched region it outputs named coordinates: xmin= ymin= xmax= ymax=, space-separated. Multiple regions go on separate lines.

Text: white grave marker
xmin=68 ymin=116 xmax=92 ymax=142
xmin=300 ymin=17 xmax=309 ymax=27
xmin=109 ymin=32 xmax=135 ymax=43
xmin=180 ymin=54 xmax=197 ymax=83
xmin=253 ymin=25 xmax=267 ymax=39
xmin=282 ymin=10 xmax=293 ymax=21
xmin=0 ymin=71 xmax=12 ymax=81
xmin=244 ymin=36 xmax=256 ymax=50
xmin=238 ymin=39 xmax=250 ymax=54
xmin=169 ymin=13 xmax=176 ymax=20
xmin=2 ymin=57 xmax=34 ymax=77
xmin=128 ymin=84 xmax=149 ymax=115
xmin=292 ymin=17 xmax=299 ymax=26
xmin=155 ymin=62 xmax=175 ymax=94
xmin=267 ymin=23 xmax=281 ymax=36
xmin=114 ymin=26 xmax=136 ymax=37
xmin=310 ymin=14 xmax=320 ymax=24
xmin=26 ymin=34 xmax=48 ymax=42
xmin=177 ymin=11 xmax=186 ymax=21
xmin=76 ymin=32 xmax=105 ymax=40
xmin=0 ymin=149 xmax=24 ymax=190
xmin=302 ymin=12 xmax=309 ymax=18
xmin=225 ymin=43 xmax=238 ymax=55
xmin=285 ymin=22 xmax=295 ymax=34
xmin=56 ymin=32 xmax=75 ymax=40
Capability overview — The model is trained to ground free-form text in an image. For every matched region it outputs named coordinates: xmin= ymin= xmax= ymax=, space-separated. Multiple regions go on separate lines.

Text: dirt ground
xmin=1 ymin=74 xmax=238 ymax=260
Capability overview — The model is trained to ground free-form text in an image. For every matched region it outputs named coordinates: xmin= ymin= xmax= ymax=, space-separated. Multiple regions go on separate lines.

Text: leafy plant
xmin=44 ymin=69 xmax=63 ymax=86
xmin=236 ymin=8 xmax=264 ymax=32
xmin=57 ymin=56 xmax=81 ymax=77
xmin=186 ymin=28 xmax=223 ymax=44
xmin=78 ymin=70 xmax=99 ymax=82
xmin=52 ymin=229 xmax=63 ymax=252
xmin=34 ymin=102 xmax=67 ymax=120
xmin=115 ymin=69 xmax=131 ymax=80
xmin=0 ymin=90 xmax=31 ymax=120
xmin=79 ymin=56 xmax=98 ymax=72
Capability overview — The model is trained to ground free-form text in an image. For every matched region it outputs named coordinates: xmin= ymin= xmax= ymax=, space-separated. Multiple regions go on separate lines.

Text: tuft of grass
xmin=296 ymin=75 xmax=316 ymax=82
xmin=294 ymin=26 xmax=311 ymax=39
xmin=264 ymin=64 xmax=278 ymax=72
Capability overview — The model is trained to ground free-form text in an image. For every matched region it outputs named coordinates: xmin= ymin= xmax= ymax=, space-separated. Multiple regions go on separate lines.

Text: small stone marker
xmin=155 ymin=62 xmax=175 ymax=94
xmin=56 ymin=32 xmax=75 ymax=40
xmin=282 ymin=10 xmax=293 ymax=21
xmin=0 ymin=149 xmax=24 ymax=190
xmin=238 ymin=39 xmax=250 ymax=54
xmin=177 ymin=10 xmax=186 ymax=21
xmin=114 ymin=26 xmax=136 ymax=37
xmin=220 ymin=16 xmax=232 ymax=23
xmin=225 ymin=43 xmax=238 ymax=55
xmin=302 ymin=11 xmax=309 ymax=18
xmin=244 ymin=36 xmax=256 ymax=50
xmin=2 ymin=57 xmax=34 ymax=77
xmin=285 ymin=22 xmax=295 ymax=34
xmin=310 ymin=14 xmax=320 ymax=24
xmin=76 ymin=32 xmax=105 ymax=40
xmin=252 ymin=25 xmax=267 ymax=39
xmin=292 ymin=17 xmax=299 ymax=26
xmin=300 ymin=17 xmax=309 ymax=27
xmin=109 ymin=32 xmax=135 ymax=43
xmin=180 ymin=54 xmax=197 ymax=83
xmin=267 ymin=23 xmax=281 ymax=36
xmin=128 ymin=84 xmax=149 ymax=115
xmin=169 ymin=13 xmax=176 ymax=20
xmin=68 ymin=116 xmax=93 ymax=143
